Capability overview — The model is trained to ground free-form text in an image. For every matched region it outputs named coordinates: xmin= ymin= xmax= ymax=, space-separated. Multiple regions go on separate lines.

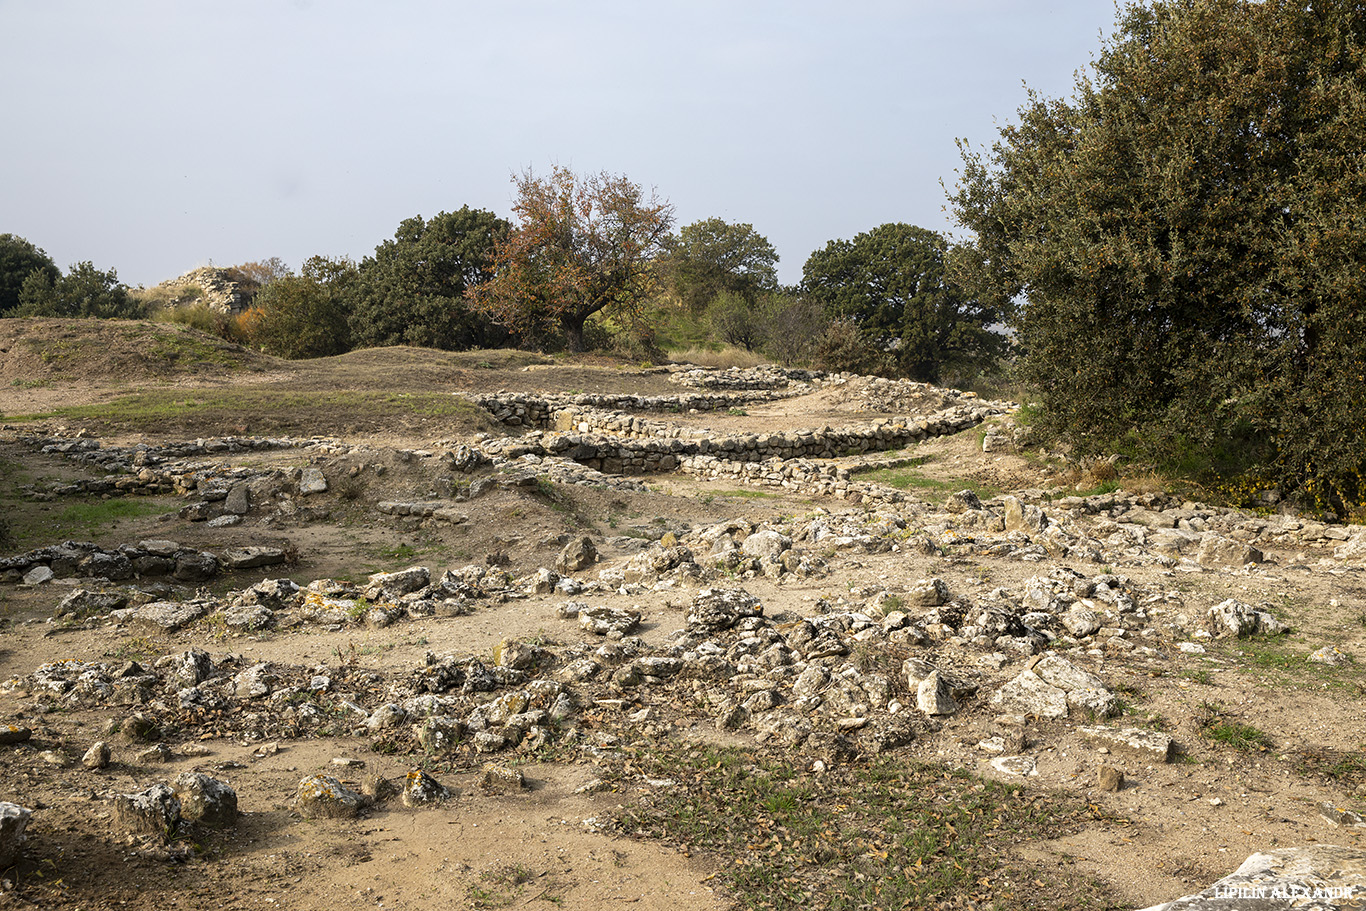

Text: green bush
xmin=951 ymin=0 xmax=1366 ymax=513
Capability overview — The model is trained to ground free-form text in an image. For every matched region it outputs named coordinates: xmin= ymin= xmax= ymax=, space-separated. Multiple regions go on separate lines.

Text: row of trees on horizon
xmin=0 ymin=168 xmax=1003 ymax=388
xmin=6 ymin=0 xmax=1366 ymax=515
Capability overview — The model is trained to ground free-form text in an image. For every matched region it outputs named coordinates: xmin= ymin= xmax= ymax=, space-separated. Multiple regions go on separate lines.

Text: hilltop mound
xmin=0 ymin=318 xmax=279 ymax=385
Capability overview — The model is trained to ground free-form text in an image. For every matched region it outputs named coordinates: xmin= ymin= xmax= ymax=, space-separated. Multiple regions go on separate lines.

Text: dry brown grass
xmin=667 ymin=345 xmax=768 ymax=369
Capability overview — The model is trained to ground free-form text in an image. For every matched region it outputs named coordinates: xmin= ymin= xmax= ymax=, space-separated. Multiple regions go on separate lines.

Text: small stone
xmin=579 ymin=605 xmax=641 ymax=637
xmin=295 ymin=775 xmax=365 ymax=819
xmin=136 ymin=744 xmax=173 ymax=763
xmin=1097 ymin=766 xmax=1124 ymax=792
xmin=413 ymin=716 xmax=465 ymax=755
xmin=988 ymin=755 xmax=1038 ymax=778
xmin=113 ymin=784 xmax=181 ymax=840
xmin=234 ymin=663 xmax=276 ymax=699
xmin=555 ymin=536 xmax=598 ymax=573
xmin=361 ymin=773 xmax=395 ymax=802
xmin=174 ymin=772 xmax=238 ymax=827
xmin=1308 ymin=645 xmax=1352 ymax=666
xmin=0 ymin=725 xmax=32 ymax=746
xmin=22 ymin=566 xmax=54 ymax=586
xmin=907 ymin=578 xmax=950 ymax=608
xmin=400 ymin=769 xmax=451 ymax=807
xmin=1320 ymin=803 xmax=1366 ymax=827
xmin=363 ymin=566 xmax=430 ymax=600
xmin=82 ymin=741 xmax=111 ymax=770
xmin=222 ymin=484 xmax=251 ymax=516
xmin=1077 ymin=725 xmax=1174 ymax=764
xmin=300 ymin=467 xmax=328 ymax=495
xmin=221 ymin=546 xmax=288 ymax=570
xmin=0 ymin=803 xmax=34 ymax=867
xmin=915 ymin=670 xmax=958 ymax=716
xmin=120 ymin=713 xmax=161 ymax=743
xmin=482 ymin=763 xmax=527 ymax=793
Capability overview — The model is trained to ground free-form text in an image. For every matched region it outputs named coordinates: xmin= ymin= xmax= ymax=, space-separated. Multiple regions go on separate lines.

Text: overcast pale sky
xmin=1 ymin=1 xmax=1117 ymax=288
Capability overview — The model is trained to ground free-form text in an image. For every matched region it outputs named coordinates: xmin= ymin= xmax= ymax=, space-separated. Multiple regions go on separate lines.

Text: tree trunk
xmin=561 ymin=313 xmax=587 ymax=352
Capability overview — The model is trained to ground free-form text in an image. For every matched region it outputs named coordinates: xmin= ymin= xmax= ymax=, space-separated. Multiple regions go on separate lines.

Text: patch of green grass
xmin=56 ymin=498 xmax=177 ymax=535
xmin=1197 ymin=703 xmax=1273 ymax=752
xmin=856 ymin=462 xmax=999 ymax=502
xmin=1213 ymin=637 xmax=1362 ymax=691
xmin=468 ymin=863 xmax=540 ymax=909
xmin=1294 ymin=747 xmax=1366 ymax=790
xmin=1205 ymin=721 xmax=1274 ymax=752
xmin=8 ymin=388 xmax=491 ymax=437
xmin=1071 ymin=479 xmax=1123 ymax=497
xmin=372 ymin=542 xmax=423 ymax=563
xmin=1181 ymin=668 xmax=1214 ymax=686
xmin=611 ymin=745 xmax=1121 ymax=910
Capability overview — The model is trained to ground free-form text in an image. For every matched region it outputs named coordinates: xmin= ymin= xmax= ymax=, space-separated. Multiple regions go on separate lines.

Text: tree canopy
xmin=801 ymin=223 xmax=1005 ymax=383
xmin=240 ymin=256 xmax=357 ymax=359
xmin=661 ymin=218 xmax=778 ymax=311
xmin=468 ymin=167 xmax=675 ymax=352
xmin=950 ymin=0 xmax=1366 ymax=510
xmin=0 ymin=234 xmax=59 ymax=316
xmin=16 ymin=261 xmax=140 ymax=320
xmin=349 ymin=207 xmax=510 ymax=351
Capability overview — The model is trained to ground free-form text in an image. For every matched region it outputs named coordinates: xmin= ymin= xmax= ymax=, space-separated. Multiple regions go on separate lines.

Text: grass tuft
xmin=611 ymin=744 xmax=1120 ymax=910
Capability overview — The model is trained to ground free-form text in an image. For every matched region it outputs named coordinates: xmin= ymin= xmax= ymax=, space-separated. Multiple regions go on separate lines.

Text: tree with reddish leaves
xmin=469 ymin=167 xmax=674 ymax=352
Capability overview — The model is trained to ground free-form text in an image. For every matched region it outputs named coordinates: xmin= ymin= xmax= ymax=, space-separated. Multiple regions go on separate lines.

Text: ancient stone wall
xmin=475 ymin=402 xmax=1007 ymax=474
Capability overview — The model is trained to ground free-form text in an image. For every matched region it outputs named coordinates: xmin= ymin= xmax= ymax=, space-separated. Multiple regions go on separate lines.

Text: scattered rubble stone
xmin=82 ymin=741 xmax=111 ymax=769
xmin=0 ymin=803 xmax=33 ymax=867
xmin=1097 ymin=766 xmax=1124 ymax=792
xmin=173 ymin=773 xmax=238 ymax=827
xmin=1078 ymin=725 xmax=1174 ymax=764
xmin=113 ymin=784 xmax=181 ymax=839
xmin=295 ymin=775 xmax=366 ymax=819
xmin=400 ymin=769 xmax=451 ymax=807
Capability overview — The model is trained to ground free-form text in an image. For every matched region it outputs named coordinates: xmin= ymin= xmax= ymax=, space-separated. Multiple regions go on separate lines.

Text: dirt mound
xmin=0 ymin=318 xmax=279 ymax=385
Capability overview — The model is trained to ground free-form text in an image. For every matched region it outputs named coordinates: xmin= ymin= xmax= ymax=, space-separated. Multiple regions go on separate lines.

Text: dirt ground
xmin=1 ymin=319 xmax=1364 ymax=910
